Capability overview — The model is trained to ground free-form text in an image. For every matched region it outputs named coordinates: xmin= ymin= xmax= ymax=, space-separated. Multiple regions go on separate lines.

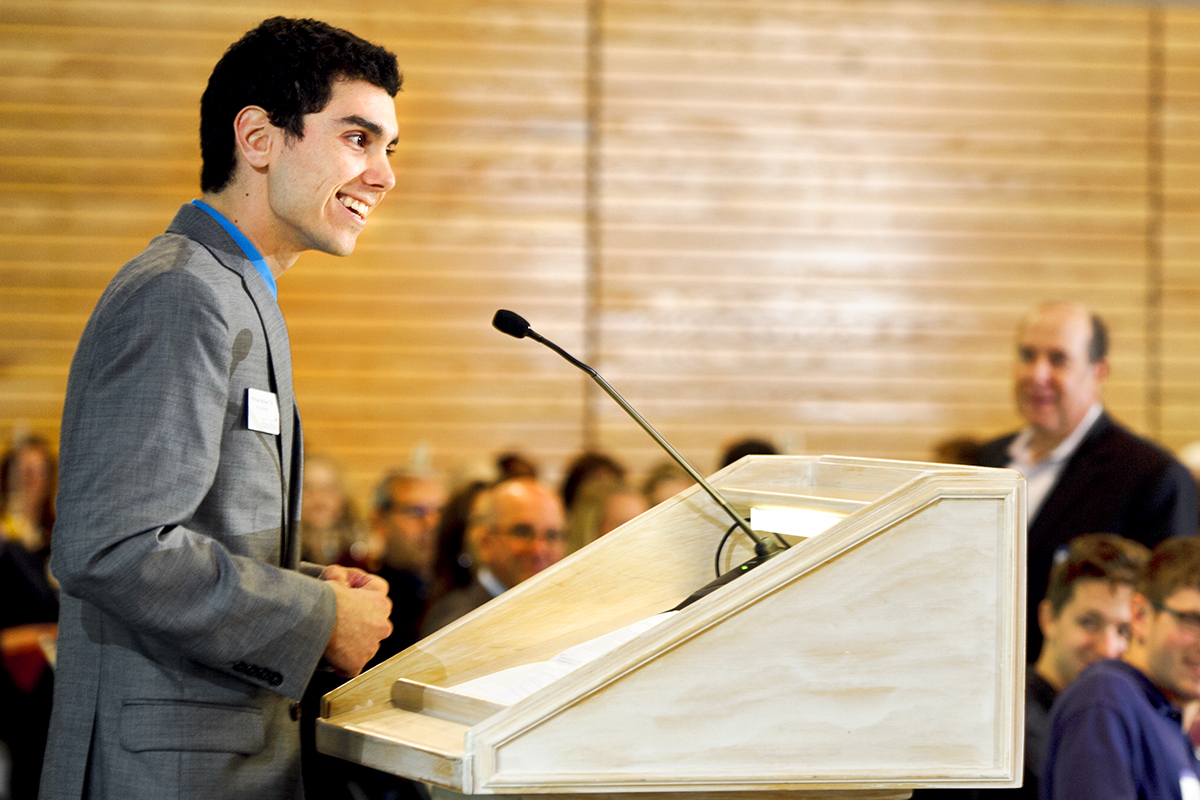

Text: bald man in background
xmin=421 ymin=478 xmax=566 ymax=634
xmin=977 ymin=301 xmax=1197 ymax=661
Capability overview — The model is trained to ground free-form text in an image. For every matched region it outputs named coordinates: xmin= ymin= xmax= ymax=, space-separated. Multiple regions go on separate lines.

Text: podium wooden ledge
xmin=319 ymin=456 xmax=1026 ymax=800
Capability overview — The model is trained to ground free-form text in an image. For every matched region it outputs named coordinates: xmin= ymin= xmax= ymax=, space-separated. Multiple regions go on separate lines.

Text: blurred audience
xmin=642 ymin=461 xmax=694 ymax=507
xmin=977 ymin=301 xmax=1197 ymax=662
xmin=299 ymin=453 xmax=369 ymax=568
xmin=300 ymin=467 xmax=445 ymax=800
xmin=565 ymin=479 xmax=648 ymax=553
xmin=931 ymin=435 xmax=984 ymax=466
xmin=1178 ymin=440 xmax=1200 ymax=490
xmin=559 ymin=451 xmax=626 ymax=515
xmin=371 ymin=470 xmax=447 ymax=659
xmin=912 ymin=533 xmax=1149 ymax=800
xmin=595 ymin=484 xmax=648 ymax=537
xmin=422 ymin=477 xmax=565 ymax=635
xmin=0 ymin=435 xmax=59 ymax=800
xmin=429 ymin=479 xmax=490 ymax=604
xmin=717 ymin=436 xmax=778 ymax=469
xmin=1042 ymin=537 xmax=1200 ymax=799
xmin=1022 ymin=534 xmax=1149 ymax=799
xmin=496 ymin=451 xmax=539 ymax=481
xmin=1 ymin=434 xmax=56 ymax=556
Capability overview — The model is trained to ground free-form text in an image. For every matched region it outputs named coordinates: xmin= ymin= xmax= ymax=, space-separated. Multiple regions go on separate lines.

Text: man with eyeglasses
xmin=372 ymin=470 xmax=448 ymax=658
xmin=1042 ymin=536 xmax=1200 ymax=800
xmin=422 ymin=477 xmax=566 ymax=634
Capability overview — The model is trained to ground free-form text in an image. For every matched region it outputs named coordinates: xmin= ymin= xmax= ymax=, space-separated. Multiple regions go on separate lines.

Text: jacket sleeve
xmin=53 ymin=264 xmax=335 ymax=701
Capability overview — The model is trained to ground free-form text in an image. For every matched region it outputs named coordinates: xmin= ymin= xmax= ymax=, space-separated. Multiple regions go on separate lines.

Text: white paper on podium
xmin=449 ymin=611 xmax=679 ymax=705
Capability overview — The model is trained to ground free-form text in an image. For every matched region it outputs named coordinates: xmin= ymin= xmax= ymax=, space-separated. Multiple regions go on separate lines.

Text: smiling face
xmin=1013 ymin=303 xmax=1107 ymax=453
xmin=263 ymin=78 xmax=398 ymax=261
xmin=1128 ymin=588 xmax=1200 ymax=707
xmin=480 ymin=479 xmax=566 ymax=590
xmin=1038 ymin=578 xmax=1134 ymax=690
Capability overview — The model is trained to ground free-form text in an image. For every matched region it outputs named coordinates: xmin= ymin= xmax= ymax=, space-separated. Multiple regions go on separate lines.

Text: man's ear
xmin=232 ymin=106 xmax=276 ymax=170
xmin=1037 ymin=598 xmax=1057 ymax=640
xmin=477 ymin=526 xmax=497 ymax=563
xmin=1129 ymin=592 xmax=1152 ymax=643
xmin=1092 ymin=357 xmax=1110 ymax=384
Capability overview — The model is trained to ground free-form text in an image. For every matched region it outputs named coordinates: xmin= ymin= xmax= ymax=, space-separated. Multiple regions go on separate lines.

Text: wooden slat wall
xmin=1164 ymin=10 xmax=1200 ymax=448
xmin=592 ymin=0 xmax=1166 ymax=468
xmin=1 ymin=0 xmax=1198 ymax=502
xmin=0 ymin=0 xmax=590 ymax=500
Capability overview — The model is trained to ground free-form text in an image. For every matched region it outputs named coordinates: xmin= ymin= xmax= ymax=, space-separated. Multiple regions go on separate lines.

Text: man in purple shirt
xmin=1042 ymin=537 xmax=1200 ymax=800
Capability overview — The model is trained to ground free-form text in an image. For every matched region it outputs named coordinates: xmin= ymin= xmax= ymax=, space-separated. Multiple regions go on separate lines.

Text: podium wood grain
xmin=319 ymin=455 xmax=1025 ymax=797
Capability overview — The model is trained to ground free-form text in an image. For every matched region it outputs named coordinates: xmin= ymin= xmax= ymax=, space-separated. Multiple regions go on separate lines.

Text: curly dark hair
xmin=199 ymin=16 xmax=402 ymax=193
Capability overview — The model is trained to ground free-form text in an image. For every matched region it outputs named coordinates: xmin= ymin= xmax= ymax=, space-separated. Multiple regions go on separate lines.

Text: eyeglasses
xmin=500 ymin=523 xmax=565 ymax=545
xmin=390 ymin=504 xmax=440 ymax=520
xmin=1154 ymin=604 xmax=1200 ymax=637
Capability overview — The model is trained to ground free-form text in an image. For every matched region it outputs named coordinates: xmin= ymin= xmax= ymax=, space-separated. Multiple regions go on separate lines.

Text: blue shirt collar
xmin=189 ymin=199 xmax=277 ymax=299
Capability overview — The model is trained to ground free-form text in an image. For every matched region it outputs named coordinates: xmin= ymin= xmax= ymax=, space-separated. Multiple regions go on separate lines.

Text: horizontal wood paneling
xmin=581 ymin=0 xmax=1192 ymax=480
xmin=3 ymin=0 xmax=1200 ymax=505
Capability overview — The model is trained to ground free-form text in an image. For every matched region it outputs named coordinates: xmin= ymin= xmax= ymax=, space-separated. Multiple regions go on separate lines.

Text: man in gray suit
xmin=40 ymin=17 xmax=400 ymax=800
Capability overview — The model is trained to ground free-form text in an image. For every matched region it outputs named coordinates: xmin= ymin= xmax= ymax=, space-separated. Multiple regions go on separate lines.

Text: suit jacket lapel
xmin=1028 ymin=412 xmax=1113 ymax=544
xmin=165 ymin=204 xmax=299 ymax=566
xmin=247 ymin=280 xmax=297 ymax=538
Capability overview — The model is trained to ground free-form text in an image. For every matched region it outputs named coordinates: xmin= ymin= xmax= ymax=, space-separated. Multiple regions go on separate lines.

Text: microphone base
xmin=670 ymin=550 xmax=779 ymax=612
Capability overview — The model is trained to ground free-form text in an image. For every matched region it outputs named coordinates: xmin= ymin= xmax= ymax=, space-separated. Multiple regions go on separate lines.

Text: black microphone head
xmin=493 ymin=309 xmax=531 ymax=339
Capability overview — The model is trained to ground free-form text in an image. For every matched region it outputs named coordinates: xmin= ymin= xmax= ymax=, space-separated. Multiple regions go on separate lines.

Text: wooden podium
xmin=318 ymin=455 xmax=1025 ymax=800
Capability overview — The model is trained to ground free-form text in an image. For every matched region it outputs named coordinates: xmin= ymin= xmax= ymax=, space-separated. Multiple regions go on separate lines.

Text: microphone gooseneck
xmin=490 ymin=309 xmax=782 ymax=560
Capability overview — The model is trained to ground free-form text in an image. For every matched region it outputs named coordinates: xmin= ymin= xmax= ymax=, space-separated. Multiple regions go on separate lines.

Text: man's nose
xmin=1024 ymin=355 xmax=1052 ymax=383
xmin=367 ymin=150 xmax=396 ymax=192
xmin=1096 ymin=626 xmax=1127 ymax=659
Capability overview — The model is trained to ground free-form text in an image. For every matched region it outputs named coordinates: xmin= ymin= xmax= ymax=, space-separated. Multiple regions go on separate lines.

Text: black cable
xmin=713 ymin=521 xmax=740 ymax=578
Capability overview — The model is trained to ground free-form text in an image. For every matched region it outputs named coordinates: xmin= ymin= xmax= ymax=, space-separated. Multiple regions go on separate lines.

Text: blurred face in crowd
xmin=1014 ymin=303 xmax=1108 ymax=453
xmin=301 ymin=458 xmax=346 ymax=531
xmin=647 ymin=475 xmax=691 ymax=507
xmin=377 ymin=476 xmax=446 ymax=575
xmin=598 ymin=488 xmax=648 ymax=537
xmin=480 ymin=479 xmax=566 ymax=590
xmin=463 ymin=489 xmax=492 ymax=568
xmin=7 ymin=443 xmax=52 ymax=510
xmin=1037 ymin=578 xmax=1134 ymax=691
xmin=1127 ymin=588 xmax=1200 ymax=707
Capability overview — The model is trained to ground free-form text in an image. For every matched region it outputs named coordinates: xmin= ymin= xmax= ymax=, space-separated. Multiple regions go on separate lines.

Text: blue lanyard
xmin=190 ymin=199 xmax=277 ymax=299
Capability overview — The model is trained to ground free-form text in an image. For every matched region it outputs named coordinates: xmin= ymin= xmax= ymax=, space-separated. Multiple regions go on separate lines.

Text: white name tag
xmin=246 ymin=388 xmax=280 ymax=435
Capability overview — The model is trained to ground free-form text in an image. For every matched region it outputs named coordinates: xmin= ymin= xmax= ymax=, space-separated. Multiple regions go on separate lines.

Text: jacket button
xmin=290 ymin=702 xmax=301 ymax=721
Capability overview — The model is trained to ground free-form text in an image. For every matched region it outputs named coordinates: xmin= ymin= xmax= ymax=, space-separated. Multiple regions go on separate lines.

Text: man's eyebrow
xmin=338 ymin=115 xmax=400 ymax=147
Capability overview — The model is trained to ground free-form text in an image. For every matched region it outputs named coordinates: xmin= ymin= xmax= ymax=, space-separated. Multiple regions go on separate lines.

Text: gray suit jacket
xmin=40 ymin=204 xmax=337 ymax=800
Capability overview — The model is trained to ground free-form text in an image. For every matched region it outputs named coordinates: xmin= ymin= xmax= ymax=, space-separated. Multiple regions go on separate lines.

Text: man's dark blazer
xmin=978 ymin=411 xmax=1198 ymax=661
xmin=420 ymin=578 xmax=495 ymax=637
